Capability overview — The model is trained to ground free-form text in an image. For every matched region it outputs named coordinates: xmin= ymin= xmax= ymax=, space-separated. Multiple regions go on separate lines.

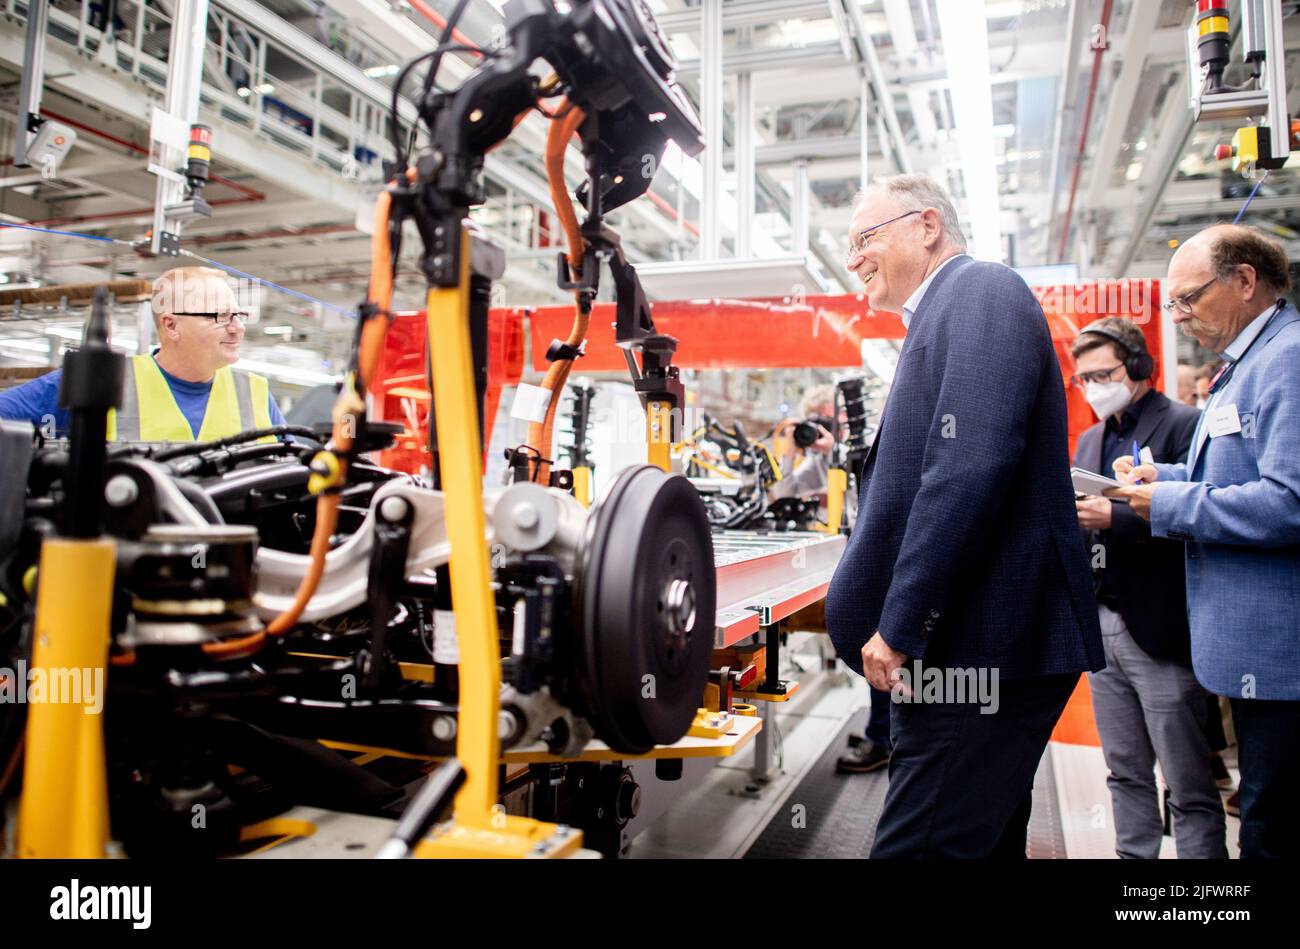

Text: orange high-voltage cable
xmin=263 ymin=186 xmax=398 ymax=637
xmin=528 ymin=101 xmax=588 ymax=485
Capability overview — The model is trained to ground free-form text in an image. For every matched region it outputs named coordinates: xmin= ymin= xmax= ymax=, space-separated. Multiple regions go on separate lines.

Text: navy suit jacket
xmin=826 ymin=256 xmax=1104 ymax=678
xmin=1072 ymin=391 xmax=1200 ymax=661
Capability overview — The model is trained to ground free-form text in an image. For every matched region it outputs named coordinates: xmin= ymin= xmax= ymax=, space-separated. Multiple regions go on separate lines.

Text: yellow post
xmin=417 ymin=226 xmax=581 ymax=858
xmin=17 ymin=537 xmax=115 ymax=858
xmin=424 ymin=230 xmax=500 ymax=829
xmin=572 ymin=466 xmax=593 ymax=508
xmin=647 ymin=400 xmax=672 ymax=472
xmin=822 ymin=467 xmax=848 ymax=535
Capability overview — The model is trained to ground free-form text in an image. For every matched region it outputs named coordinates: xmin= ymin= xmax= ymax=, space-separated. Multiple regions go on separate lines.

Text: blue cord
xmin=0 ymin=220 xmax=355 ymax=317
xmin=1233 ymin=170 xmax=1271 ymax=224
xmin=179 ymin=249 xmax=355 ymax=317
xmin=0 ymin=221 xmax=128 ymax=244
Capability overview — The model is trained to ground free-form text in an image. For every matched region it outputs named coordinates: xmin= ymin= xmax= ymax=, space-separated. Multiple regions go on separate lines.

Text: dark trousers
xmin=1230 ymin=698 xmax=1300 ymax=859
xmin=870 ymin=671 xmax=1078 ymax=859
xmin=864 ymin=685 xmax=891 ymax=747
xmin=1204 ymin=694 xmax=1227 ymax=752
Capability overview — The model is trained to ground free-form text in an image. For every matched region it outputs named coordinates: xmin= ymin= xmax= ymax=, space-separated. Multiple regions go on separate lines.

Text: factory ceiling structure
xmin=2 ymin=0 xmax=1300 ymax=379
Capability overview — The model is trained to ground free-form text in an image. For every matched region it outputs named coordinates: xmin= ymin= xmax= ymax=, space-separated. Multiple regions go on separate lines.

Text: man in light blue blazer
xmin=1111 ymin=223 xmax=1300 ymax=859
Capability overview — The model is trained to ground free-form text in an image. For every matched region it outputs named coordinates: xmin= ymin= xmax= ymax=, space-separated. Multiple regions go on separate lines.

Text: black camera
xmin=792 ymin=415 xmax=835 ymax=449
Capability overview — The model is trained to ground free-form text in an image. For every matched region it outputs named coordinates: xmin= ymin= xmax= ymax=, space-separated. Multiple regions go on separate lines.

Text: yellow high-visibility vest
xmin=106 ymin=354 xmax=274 ymax=443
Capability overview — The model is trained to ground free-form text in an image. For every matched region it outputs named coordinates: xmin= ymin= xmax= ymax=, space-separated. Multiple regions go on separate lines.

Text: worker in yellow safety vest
xmin=0 ymin=266 xmax=285 ymax=442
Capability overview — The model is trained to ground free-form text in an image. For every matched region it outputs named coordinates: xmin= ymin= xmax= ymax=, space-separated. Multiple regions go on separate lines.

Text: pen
xmin=1131 ymin=439 xmax=1144 ymax=485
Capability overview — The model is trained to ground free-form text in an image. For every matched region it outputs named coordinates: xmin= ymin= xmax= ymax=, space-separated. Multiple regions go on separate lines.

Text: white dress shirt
xmin=901 ymin=253 xmax=968 ymax=329
xmin=1188 ymin=301 xmax=1281 ymax=461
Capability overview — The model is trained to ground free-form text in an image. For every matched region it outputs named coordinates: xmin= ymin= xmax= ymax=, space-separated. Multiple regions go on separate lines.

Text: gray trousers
xmin=1088 ymin=605 xmax=1227 ymax=859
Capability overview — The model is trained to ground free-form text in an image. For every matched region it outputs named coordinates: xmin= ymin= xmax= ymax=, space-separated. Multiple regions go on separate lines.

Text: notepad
xmin=1071 ymin=467 xmax=1124 ymax=496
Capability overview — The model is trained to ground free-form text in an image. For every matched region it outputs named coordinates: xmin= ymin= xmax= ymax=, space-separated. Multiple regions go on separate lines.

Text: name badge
xmin=1139 ymin=446 xmax=1154 ymax=464
xmin=1206 ymin=403 xmax=1242 ymax=438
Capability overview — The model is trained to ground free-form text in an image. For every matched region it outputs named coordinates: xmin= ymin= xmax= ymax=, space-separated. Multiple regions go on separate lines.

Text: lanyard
xmin=1208 ymin=300 xmax=1285 ymax=396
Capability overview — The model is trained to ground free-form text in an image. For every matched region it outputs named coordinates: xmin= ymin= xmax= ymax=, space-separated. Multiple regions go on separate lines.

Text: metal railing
xmin=3 ymin=0 xmax=402 ymax=177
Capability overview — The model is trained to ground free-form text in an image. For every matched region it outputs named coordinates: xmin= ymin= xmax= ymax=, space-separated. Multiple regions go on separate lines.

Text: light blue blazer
xmin=1151 ymin=302 xmax=1300 ymax=700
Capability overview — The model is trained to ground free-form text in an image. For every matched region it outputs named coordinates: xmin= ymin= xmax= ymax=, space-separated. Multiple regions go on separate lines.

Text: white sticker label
xmin=433 ymin=609 xmax=459 ymax=665
xmin=510 ymin=383 xmax=552 ymax=423
xmin=1206 ymin=403 xmax=1242 ymax=438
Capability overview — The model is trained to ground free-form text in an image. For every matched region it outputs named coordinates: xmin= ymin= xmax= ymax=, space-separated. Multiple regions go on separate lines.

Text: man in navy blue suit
xmin=825 ymin=174 xmax=1103 ymax=858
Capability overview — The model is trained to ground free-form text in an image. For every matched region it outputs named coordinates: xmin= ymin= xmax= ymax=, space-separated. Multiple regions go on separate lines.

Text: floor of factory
xmin=628 ymin=633 xmax=1242 ymax=860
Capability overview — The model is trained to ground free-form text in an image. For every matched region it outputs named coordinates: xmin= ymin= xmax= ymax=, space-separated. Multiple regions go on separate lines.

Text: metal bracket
xmin=13 ymin=0 xmax=50 ymax=168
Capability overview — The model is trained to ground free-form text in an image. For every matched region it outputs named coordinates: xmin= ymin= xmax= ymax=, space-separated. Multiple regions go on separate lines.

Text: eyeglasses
xmin=172 ymin=310 xmax=254 ymax=326
xmin=846 ymin=209 xmax=922 ymax=264
xmin=1162 ymin=277 xmax=1217 ymax=315
xmin=1070 ymin=364 xmax=1126 ymax=389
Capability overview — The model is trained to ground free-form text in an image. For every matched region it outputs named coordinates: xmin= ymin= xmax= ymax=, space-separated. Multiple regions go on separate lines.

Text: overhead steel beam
xmin=735 ymin=26 xmax=756 ymax=257
xmin=1112 ymin=109 xmax=1194 ymax=277
xmin=0 ymin=190 xmax=54 ymax=224
xmin=1081 ymin=0 xmax=1163 ymax=214
xmin=215 ymin=0 xmax=420 ymax=124
xmin=1157 ymin=193 xmax=1300 ymax=218
xmin=790 ymin=113 xmax=810 ymax=257
xmin=0 ymin=158 xmax=138 ymax=189
xmin=676 ymin=41 xmax=849 ymax=76
xmin=834 ymin=0 xmax=911 ymax=174
xmin=699 ymin=0 xmax=724 ymax=259
xmin=1044 ymin=0 xmax=1085 ymax=263
xmin=882 ymin=0 xmax=938 ymax=150
xmin=723 ymin=134 xmax=870 ymax=166
xmin=751 ymin=166 xmax=854 ymax=294
xmin=742 ymin=35 xmax=1087 ymax=109
xmin=859 ymin=75 xmax=870 ymax=195
xmin=150 ymin=0 xmax=212 ymax=254
xmin=317 ymin=0 xmax=473 ymax=88
xmin=655 ymin=1 xmax=832 ymax=32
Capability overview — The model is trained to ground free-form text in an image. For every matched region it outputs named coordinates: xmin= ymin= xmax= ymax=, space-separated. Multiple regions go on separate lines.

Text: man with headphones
xmin=1069 ymin=317 xmax=1227 ymax=858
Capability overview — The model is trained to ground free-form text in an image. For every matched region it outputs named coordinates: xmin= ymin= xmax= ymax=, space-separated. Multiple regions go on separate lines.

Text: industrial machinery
xmin=682 ymin=415 xmax=788 ymax=530
xmin=2 ymin=405 xmax=713 ymax=857
xmin=560 ymin=379 xmax=598 ymax=507
xmin=2 ymin=0 xmax=719 ymax=860
xmin=685 ymin=374 xmax=877 ymax=535
xmin=1189 ymin=0 xmax=1296 ymax=175
xmin=822 ymin=374 xmax=877 ymax=534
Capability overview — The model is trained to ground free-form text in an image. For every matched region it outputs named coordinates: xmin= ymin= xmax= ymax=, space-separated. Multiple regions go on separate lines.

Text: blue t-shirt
xmin=0 ymin=358 xmax=286 ymax=438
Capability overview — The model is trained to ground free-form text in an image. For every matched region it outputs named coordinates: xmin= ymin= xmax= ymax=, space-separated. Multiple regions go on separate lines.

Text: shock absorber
xmin=564 ymin=379 xmax=597 ymax=507
xmin=836 ymin=376 xmax=873 ymax=469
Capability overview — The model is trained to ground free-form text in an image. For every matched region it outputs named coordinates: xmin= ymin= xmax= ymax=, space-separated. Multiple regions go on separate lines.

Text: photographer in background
xmin=771 ymin=383 xmax=837 ymax=501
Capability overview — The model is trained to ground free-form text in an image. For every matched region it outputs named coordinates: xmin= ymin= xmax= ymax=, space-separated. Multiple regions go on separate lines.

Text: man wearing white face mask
xmin=1069 ymin=317 xmax=1226 ymax=858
